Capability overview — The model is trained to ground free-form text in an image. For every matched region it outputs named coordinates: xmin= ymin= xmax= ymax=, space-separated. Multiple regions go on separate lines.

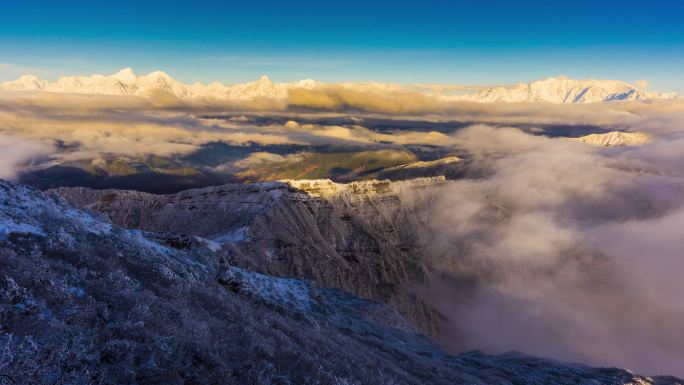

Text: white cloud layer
xmin=0 ymin=136 xmax=53 ymax=180
xmin=421 ymin=125 xmax=684 ymax=377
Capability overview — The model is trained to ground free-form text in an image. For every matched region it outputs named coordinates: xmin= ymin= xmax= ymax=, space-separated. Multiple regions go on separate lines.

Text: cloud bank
xmin=421 ymin=125 xmax=684 ymax=377
xmin=0 ymin=92 xmax=462 ymax=177
xmin=0 ymin=136 xmax=53 ymax=180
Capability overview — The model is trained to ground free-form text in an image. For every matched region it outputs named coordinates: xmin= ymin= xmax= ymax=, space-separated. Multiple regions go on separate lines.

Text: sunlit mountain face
xmin=2 ymin=1 xmax=684 ymax=384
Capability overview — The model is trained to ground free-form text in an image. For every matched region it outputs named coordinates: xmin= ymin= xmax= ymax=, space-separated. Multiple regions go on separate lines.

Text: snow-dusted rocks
xmin=53 ymin=178 xmax=447 ymax=335
xmin=449 ymin=76 xmax=678 ymax=103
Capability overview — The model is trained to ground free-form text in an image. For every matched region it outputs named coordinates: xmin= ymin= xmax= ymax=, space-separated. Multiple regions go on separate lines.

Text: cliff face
xmin=54 ymin=178 xmax=446 ymax=336
xmin=238 ymin=178 xmax=444 ymax=335
xmin=4 ymin=180 xmax=681 ymax=384
xmin=52 ymin=182 xmax=285 ymax=239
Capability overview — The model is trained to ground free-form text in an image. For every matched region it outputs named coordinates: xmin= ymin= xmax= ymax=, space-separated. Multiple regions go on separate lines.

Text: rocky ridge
xmin=54 ymin=178 xmax=445 ymax=335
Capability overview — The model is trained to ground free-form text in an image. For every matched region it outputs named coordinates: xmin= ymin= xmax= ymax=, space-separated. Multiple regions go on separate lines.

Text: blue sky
xmin=1 ymin=0 xmax=683 ymax=91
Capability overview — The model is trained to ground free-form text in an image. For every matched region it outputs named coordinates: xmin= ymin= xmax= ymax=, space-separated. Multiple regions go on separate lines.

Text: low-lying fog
xmin=424 ymin=125 xmax=684 ymax=377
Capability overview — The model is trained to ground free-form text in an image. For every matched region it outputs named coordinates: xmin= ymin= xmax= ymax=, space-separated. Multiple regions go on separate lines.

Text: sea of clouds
xmin=424 ymin=124 xmax=684 ymax=377
xmin=2 ymin=88 xmax=684 ymax=376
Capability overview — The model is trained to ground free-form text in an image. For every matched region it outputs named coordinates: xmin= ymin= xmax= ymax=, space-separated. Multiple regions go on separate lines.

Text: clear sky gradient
xmin=1 ymin=0 xmax=683 ymax=92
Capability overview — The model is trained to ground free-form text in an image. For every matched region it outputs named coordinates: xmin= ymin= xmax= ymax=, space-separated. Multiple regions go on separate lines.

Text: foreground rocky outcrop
xmin=2 ymin=179 xmax=681 ymax=384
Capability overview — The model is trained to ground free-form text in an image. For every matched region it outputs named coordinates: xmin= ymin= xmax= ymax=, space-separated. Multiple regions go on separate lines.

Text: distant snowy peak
xmin=111 ymin=67 xmax=137 ymax=83
xmin=283 ymin=177 xmax=446 ymax=200
xmin=45 ymin=69 xmax=203 ymax=99
xmin=226 ymin=75 xmax=287 ymax=100
xmin=1 ymin=74 xmax=49 ymax=91
xmin=0 ymin=69 xmax=678 ymax=104
xmin=451 ymin=76 xmax=679 ymax=103
xmin=572 ymin=131 xmax=651 ymax=147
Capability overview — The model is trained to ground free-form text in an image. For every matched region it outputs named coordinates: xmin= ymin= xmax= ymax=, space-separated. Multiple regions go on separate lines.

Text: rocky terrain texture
xmin=2 ymin=179 xmax=682 ymax=384
xmin=54 ymin=178 xmax=445 ymax=337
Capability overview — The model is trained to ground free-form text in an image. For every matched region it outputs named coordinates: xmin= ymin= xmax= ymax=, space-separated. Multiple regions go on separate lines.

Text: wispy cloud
xmin=0 ymin=135 xmax=54 ymax=180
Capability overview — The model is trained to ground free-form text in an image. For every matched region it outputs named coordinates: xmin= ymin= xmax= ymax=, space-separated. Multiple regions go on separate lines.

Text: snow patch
xmin=127 ymin=229 xmax=172 ymax=254
xmin=218 ymin=266 xmax=313 ymax=312
xmin=193 ymin=236 xmax=222 ymax=252
xmin=213 ymin=226 xmax=248 ymax=243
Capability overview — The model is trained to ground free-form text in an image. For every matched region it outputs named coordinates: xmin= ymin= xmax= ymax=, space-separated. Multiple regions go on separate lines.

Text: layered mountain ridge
xmin=1 ymin=68 xmax=677 ymax=103
xmin=53 ymin=178 xmax=445 ymax=336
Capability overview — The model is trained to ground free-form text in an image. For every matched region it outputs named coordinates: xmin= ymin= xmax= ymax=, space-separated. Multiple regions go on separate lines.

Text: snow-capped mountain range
xmin=447 ymin=76 xmax=679 ymax=103
xmin=0 ymin=68 xmax=317 ymax=101
xmin=0 ymin=68 xmax=678 ymax=104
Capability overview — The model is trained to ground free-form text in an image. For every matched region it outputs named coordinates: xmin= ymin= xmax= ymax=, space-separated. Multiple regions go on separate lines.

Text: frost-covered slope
xmin=0 ymin=74 xmax=49 ymax=91
xmin=2 ymin=179 xmax=681 ymax=384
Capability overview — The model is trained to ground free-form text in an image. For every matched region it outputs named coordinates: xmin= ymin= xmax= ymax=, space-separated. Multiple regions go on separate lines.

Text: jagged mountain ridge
xmin=54 ymin=178 xmax=446 ymax=336
xmin=448 ymin=76 xmax=678 ymax=103
xmin=0 ymin=69 xmax=677 ymax=103
xmin=2 ymin=179 xmax=681 ymax=384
